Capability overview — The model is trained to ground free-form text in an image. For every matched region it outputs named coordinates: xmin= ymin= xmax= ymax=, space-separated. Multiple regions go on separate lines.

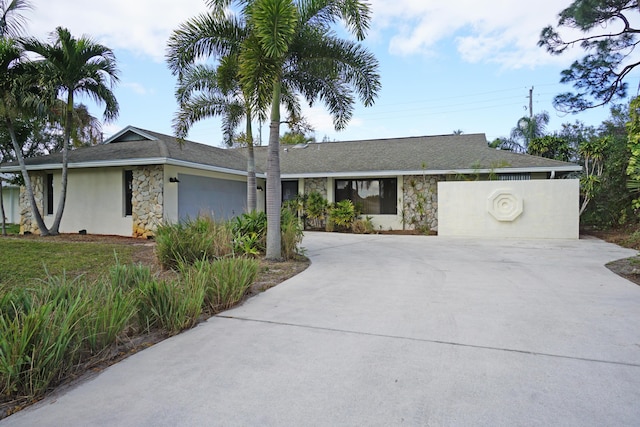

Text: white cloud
xmin=25 ymin=1 xmax=209 ymax=61
xmin=122 ymin=82 xmax=152 ymax=96
xmin=300 ymin=105 xmax=364 ymax=139
xmin=369 ymin=0 xmax=580 ymax=68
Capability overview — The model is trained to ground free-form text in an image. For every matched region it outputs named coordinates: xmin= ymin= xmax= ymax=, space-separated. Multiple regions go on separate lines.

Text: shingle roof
xmin=250 ymin=133 xmax=581 ymax=176
xmin=0 ymin=126 xmax=249 ymax=174
xmin=0 ymin=127 xmax=581 ymax=176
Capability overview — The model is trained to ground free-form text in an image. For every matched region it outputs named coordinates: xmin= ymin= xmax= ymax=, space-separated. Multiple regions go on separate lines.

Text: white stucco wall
xmin=1 ymin=185 xmax=20 ymax=224
xmin=45 ymin=168 xmax=133 ymax=235
xmin=437 ymin=179 xmax=579 ymax=239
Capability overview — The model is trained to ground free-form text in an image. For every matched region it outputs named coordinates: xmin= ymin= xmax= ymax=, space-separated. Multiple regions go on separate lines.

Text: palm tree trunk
xmin=4 ymin=116 xmax=49 ymax=235
xmin=246 ymin=106 xmax=257 ymax=212
xmin=265 ymin=81 xmax=282 ymax=260
xmin=49 ymin=93 xmax=73 ymax=235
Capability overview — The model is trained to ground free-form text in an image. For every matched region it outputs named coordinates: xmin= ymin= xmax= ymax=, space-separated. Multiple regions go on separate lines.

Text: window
xmin=282 ymin=181 xmax=299 ymax=202
xmin=124 ymin=170 xmax=133 ymax=216
xmin=335 ymin=178 xmax=397 ymax=214
xmin=45 ymin=173 xmax=54 ymax=215
xmin=498 ymin=173 xmax=531 ymax=181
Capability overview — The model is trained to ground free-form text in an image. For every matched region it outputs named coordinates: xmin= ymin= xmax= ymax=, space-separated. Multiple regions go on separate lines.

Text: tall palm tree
xmin=171 ymin=58 xmax=260 ymax=211
xmin=244 ymin=0 xmax=380 ymax=259
xmin=167 ymin=6 xmax=303 ymax=214
xmin=0 ymin=0 xmax=32 ymax=38
xmin=168 ymin=9 xmax=263 ymax=212
xmin=510 ymin=111 xmax=550 ymax=152
xmin=170 ymin=0 xmax=380 ymax=259
xmin=21 ymin=27 xmax=119 ymax=235
xmin=0 ymin=37 xmax=49 ymax=234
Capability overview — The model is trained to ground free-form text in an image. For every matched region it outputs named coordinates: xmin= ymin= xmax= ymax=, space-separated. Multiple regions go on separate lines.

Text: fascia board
xmin=280 ymin=165 xmax=582 ymax=179
xmin=0 ymin=157 xmax=268 ymax=178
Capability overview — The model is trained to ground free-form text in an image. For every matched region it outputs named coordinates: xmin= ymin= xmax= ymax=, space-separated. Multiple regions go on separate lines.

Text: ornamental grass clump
xmin=182 ymin=258 xmax=258 ymax=313
xmin=0 ymin=274 xmax=87 ymax=399
xmin=136 ymin=278 xmax=205 ymax=335
xmin=155 ymin=216 xmax=233 ymax=269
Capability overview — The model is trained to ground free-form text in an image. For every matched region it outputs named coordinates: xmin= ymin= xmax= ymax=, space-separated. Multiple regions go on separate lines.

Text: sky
xmin=24 ymin=0 xmax=637 ymax=147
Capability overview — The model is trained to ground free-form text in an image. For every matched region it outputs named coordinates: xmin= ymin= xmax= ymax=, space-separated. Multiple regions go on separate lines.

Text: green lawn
xmin=1 ymin=223 xmax=20 ymax=235
xmin=0 ymin=238 xmax=136 ymax=288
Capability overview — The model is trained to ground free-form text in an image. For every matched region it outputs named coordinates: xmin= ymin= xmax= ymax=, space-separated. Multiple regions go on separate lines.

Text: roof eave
xmin=280 ymin=165 xmax=582 ymax=179
xmin=0 ymin=158 xmax=264 ymax=178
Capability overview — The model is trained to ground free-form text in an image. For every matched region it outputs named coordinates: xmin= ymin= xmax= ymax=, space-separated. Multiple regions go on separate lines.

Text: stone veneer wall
xmin=19 ymin=174 xmax=44 ymax=234
xmin=132 ymin=166 xmax=164 ymax=238
xmin=402 ymin=175 xmax=439 ymax=232
xmin=304 ymin=177 xmax=327 ymax=198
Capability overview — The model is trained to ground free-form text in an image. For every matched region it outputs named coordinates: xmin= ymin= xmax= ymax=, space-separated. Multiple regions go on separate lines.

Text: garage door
xmin=177 ymin=174 xmax=247 ymax=221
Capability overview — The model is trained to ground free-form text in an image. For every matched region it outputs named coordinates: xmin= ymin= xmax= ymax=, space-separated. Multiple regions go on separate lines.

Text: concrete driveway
xmin=2 ymin=232 xmax=639 ymax=426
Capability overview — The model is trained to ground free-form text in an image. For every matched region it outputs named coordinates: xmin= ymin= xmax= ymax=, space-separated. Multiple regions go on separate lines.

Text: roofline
xmin=103 ymin=126 xmax=159 ymax=144
xmin=280 ymin=165 xmax=582 ymax=179
xmin=0 ymin=158 xmax=257 ymax=177
xmin=1 ymin=161 xmax=580 ymax=179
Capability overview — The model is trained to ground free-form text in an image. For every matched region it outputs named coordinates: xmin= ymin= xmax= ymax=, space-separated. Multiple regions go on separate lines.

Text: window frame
xmin=124 ymin=170 xmax=133 ymax=217
xmin=45 ymin=173 xmax=54 ymax=215
xmin=334 ymin=178 xmax=397 ymax=215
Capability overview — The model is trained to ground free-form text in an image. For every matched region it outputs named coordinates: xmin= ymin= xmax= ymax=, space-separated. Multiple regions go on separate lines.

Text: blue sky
xmin=25 ymin=0 xmax=635 ymax=147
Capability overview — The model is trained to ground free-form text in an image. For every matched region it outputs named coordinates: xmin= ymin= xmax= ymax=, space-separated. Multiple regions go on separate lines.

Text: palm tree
xmin=167 ymin=6 xmax=303 ymax=214
xmin=244 ymin=0 xmax=380 ymax=259
xmin=510 ymin=111 xmax=550 ymax=152
xmin=169 ymin=0 xmax=380 ymax=259
xmin=170 ymin=58 xmax=261 ymax=211
xmin=21 ymin=27 xmax=119 ymax=235
xmin=0 ymin=0 xmax=32 ymax=38
xmin=0 ymin=37 xmax=49 ymax=234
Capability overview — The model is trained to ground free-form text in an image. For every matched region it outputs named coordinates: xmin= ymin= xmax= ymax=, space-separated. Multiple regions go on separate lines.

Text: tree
xmin=280 ymin=130 xmax=315 ymax=145
xmin=0 ymin=38 xmax=49 ymax=234
xmin=243 ymin=0 xmax=380 ymax=259
xmin=528 ymin=135 xmax=572 ymax=161
xmin=626 ymin=96 xmax=640 ymax=211
xmin=510 ymin=111 xmax=550 ymax=152
xmin=167 ymin=8 xmax=260 ymax=212
xmin=0 ymin=0 xmax=31 ymax=38
xmin=539 ymin=0 xmax=640 ymax=112
xmin=21 ymin=27 xmax=119 ymax=235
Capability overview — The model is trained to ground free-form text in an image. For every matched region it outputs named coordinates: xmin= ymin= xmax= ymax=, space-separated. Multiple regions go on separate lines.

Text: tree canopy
xmin=539 ymin=0 xmax=640 ymax=112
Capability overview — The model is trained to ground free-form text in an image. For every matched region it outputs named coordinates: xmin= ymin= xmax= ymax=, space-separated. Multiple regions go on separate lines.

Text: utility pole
xmin=528 ymin=86 xmax=534 ymax=118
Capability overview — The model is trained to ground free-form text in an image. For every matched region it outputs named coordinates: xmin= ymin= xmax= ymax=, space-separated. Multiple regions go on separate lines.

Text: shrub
xmin=232 ymin=211 xmax=267 ymax=255
xmin=305 ymin=191 xmax=328 ymax=229
xmin=155 ymin=216 xmax=233 ymax=269
xmin=352 ymin=216 xmax=375 ymax=234
xmin=328 ymin=200 xmax=356 ymax=231
xmin=182 ymin=258 xmax=258 ymax=313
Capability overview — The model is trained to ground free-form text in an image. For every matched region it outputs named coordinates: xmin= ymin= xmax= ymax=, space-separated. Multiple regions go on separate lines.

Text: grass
xmin=0 ymin=239 xmax=136 ymax=288
xmin=0 ymin=224 xmax=19 ymax=235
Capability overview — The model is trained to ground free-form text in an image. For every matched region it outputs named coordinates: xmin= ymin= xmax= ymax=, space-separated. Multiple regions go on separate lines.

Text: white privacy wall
xmin=437 ymin=180 xmax=579 ymax=239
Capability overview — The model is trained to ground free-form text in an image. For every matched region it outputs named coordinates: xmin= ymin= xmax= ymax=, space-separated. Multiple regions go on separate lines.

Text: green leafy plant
xmin=328 ymin=200 xmax=356 ymax=231
xmin=304 ymin=191 xmax=328 ymax=229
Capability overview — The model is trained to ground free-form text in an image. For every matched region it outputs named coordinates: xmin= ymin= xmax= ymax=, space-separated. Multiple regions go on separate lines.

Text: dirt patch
xmin=582 ymin=226 xmax=640 ymax=286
